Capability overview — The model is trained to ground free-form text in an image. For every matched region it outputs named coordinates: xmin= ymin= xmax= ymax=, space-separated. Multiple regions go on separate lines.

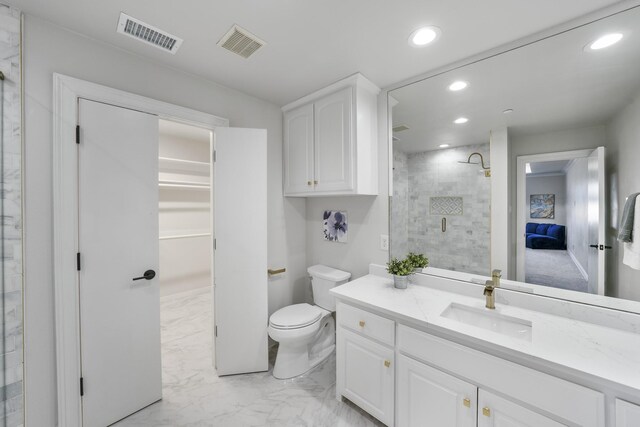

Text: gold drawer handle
xmin=482 ymin=407 xmax=491 ymax=417
xmin=358 ymin=320 xmax=365 ymax=327
xmin=384 ymin=360 xmax=391 ymax=368
xmin=463 ymin=398 xmax=471 ymax=408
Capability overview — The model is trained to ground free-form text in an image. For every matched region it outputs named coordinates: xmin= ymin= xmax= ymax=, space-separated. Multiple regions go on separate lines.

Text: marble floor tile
xmin=114 ymin=287 xmax=383 ymax=427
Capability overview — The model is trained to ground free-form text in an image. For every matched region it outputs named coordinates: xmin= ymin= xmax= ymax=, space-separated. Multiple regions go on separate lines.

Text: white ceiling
xmin=391 ymin=6 xmax=640 ymax=153
xmin=7 ymin=0 xmax=624 ymax=105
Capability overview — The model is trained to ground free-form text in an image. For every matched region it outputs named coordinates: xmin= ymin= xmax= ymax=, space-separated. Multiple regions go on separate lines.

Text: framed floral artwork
xmin=323 ymin=210 xmax=348 ymax=243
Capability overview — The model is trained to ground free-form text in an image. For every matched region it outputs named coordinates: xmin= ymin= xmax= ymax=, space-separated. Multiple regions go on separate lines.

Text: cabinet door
xmin=397 ymin=355 xmax=476 ymax=427
xmin=478 ymin=390 xmax=567 ymax=427
xmin=314 ymin=87 xmax=353 ymax=192
xmin=284 ymin=103 xmax=314 ymax=195
xmin=616 ymin=399 xmax=640 ymax=427
xmin=338 ymin=328 xmax=394 ymax=425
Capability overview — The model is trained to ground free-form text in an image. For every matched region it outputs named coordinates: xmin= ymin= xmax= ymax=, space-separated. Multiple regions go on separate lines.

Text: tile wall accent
xmin=0 ymin=4 xmax=22 ymax=427
xmin=430 ymin=196 xmax=464 ymax=216
xmin=391 ymin=143 xmax=490 ymax=275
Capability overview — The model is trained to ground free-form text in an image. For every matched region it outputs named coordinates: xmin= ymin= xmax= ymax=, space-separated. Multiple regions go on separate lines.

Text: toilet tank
xmin=307 ymin=264 xmax=351 ymax=311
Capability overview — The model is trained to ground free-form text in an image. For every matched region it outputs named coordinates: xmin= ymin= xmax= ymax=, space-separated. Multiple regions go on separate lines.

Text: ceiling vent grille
xmin=217 ymin=24 xmax=266 ymax=59
xmin=393 ymin=124 xmax=410 ymax=133
xmin=117 ymin=12 xmax=183 ymax=54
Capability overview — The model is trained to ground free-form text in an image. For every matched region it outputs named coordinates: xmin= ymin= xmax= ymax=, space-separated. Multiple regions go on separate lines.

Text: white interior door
xmin=214 ymin=127 xmax=268 ymax=375
xmin=587 ymin=147 xmax=606 ymax=295
xmin=78 ymin=99 xmax=161 ymax=426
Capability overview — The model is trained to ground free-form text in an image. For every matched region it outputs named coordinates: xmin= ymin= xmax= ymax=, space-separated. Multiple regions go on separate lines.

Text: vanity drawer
xmin=337 ymin=302 xmax=395 ymax=346
xmin=398 ymin=325 xmax=605 ymax=427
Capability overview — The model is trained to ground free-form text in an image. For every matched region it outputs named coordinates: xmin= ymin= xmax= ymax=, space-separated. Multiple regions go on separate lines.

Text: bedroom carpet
xmin=525 ymin=248 xmax=589 ymax=293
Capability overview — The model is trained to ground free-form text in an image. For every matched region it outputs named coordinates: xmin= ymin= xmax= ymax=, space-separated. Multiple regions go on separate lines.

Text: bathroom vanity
xmin=331 ymin=266 xmax=640 ymax=427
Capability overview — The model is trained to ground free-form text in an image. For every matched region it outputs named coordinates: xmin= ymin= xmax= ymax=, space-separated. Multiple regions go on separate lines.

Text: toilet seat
xmin=269 ymin=303 xmax=325 ymax=330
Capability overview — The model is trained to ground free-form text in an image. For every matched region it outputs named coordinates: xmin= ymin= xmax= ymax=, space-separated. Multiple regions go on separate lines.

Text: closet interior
xmin=158 ymin=119 xmax=213 ymax=297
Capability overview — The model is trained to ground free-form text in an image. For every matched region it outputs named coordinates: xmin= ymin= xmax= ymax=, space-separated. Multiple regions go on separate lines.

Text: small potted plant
xmin=386 ymin=257 xmax=414 ymax=289
xmin=406 ymin=252 xmax=429 ymax=273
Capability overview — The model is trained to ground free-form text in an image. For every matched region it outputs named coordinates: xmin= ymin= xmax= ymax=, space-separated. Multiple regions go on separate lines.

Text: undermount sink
xmin=441 ymin=303 xmax=532 ymax=341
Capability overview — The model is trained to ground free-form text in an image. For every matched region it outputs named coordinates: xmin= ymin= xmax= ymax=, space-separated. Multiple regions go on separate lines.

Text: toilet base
xmin=272 ymin=317 xmax=335 ymax=379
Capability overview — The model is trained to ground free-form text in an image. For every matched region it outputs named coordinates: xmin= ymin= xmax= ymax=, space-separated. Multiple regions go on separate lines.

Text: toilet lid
xmin=269 ymin=303 xmax=324 ymax=329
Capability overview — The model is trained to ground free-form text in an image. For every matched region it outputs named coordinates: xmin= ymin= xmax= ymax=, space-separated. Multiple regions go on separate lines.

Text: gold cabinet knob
xmin=314 ymin=180 xmax=318 ymax=185
xmin=384 ymin=360 xmax=391 ymax=368
xmin=307 ymin=181 xmax=312 ymax=186
xmin=482 ymin=407 xmax=491 ymax=417
xmin=463 ymin=398 xmax=471 ymax=408
xmin=359 ymin=320 xmax=365 ymax=327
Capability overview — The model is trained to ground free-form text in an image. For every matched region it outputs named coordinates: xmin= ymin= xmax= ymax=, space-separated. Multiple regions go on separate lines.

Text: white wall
xmin=305 ymin=94 xmax=390 ymax=284
xmin=22 ymin=15 xmax=306 ymax=425
xmin=565 ymin=159 xmax=589 ymax=274
xmin=526 ymin=174 xmax=567 ymax=225
xmin=606 ymin=90 xmax=640 ymax=301
xmin=490 ymin=128 xmax=511 ymax=277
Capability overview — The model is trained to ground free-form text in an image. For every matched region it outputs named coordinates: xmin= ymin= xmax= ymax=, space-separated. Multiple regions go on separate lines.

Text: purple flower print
xmin=323 ymin=210 xmax=348 ymax=242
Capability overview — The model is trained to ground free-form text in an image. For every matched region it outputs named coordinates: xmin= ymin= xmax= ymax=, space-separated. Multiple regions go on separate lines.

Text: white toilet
xmin=268 ymin=264 xmax=351 ymax=379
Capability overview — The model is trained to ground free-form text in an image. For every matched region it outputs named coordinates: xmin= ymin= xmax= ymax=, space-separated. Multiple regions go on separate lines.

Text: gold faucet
xmin=484 ymin=280 xmax=496 ymax=309
xmin=491 ymin=269 xmax=502 ymax=288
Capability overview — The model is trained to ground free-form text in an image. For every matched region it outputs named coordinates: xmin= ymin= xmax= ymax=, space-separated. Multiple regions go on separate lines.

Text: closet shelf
xmin=159 ymin=157 xmax=210 ymax=175
xmin=159 ymin=179 xmax=210 ymax=190
xmin=159 ymin=232 xmax=211 ymax=241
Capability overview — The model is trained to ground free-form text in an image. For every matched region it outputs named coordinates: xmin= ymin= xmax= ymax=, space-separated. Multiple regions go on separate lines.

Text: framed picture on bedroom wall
xmin=530 ymin=194 xmax=555 ymax=219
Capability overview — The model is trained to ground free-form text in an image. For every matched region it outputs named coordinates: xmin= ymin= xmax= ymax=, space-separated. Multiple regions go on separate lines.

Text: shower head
xmin=459 ymin=152 xmax=490 ymax=170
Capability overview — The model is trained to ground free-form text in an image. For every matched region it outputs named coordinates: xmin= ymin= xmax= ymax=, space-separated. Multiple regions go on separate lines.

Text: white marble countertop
xmin=330 ymin=271 xmax=640 ymax=393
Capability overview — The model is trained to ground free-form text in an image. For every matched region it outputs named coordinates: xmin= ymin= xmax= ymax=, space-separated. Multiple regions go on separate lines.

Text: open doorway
xmin=157 ymin=119 xmax=215 ymax=404
xmin=524 ymin=159 xmax=588 ymax=292
xmin=517 ymin=148 xmax=605 ymax=294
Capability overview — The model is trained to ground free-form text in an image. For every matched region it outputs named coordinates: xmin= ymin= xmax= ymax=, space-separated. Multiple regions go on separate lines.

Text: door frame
xmin=52 ymin=74 xmax=228 ymax=427
xmin=515 ymin=149 xmax=595 ymax=282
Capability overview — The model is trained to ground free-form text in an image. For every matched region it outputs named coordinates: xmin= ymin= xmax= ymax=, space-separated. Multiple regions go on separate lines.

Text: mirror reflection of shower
xmin=391 ymin=142 xmax=491 ymax=275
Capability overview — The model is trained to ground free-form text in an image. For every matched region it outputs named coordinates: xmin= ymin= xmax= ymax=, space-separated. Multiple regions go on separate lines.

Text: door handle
xmin=133 ymin=270 xmax=156 ymax=281
xmin=589 ymin=244 xmax=599 ymax=248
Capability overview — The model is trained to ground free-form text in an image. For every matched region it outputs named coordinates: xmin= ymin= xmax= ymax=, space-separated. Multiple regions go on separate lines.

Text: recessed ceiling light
xmin=453 ymin=117 xmax=468 ymax=124
xmin=439 ymin=144 xmax=450 ymax=148
xmin=448 ymin=81 xmax=468 ymax=91
xmin=588 ymin=33 xmax=623 ymax=50
xmin=503 ymin=109 xmax=514 ymax=114
xmin=408 ymin=26 xmax=441 ymax=47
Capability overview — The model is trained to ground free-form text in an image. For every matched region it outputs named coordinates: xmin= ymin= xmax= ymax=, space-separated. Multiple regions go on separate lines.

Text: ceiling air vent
xmin=393 ymin=124 xmax=410 ymax=133
xmin=117 ymin=12 xmax=183 ymax=54
xmin=217 ymin=24 xmax=266 ymax=59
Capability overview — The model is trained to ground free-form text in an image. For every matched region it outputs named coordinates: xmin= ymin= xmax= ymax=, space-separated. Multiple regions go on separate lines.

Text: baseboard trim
xmin=568 ymin=249 xmax=589 ymax=280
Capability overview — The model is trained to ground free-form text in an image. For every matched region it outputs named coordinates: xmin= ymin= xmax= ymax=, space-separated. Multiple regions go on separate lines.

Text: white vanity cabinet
xmin=335 ymin=302 xmax=607 ymax=427
xmin=336 ymin=303 xmax=395 ymax=425
xmin=478 ymin=390 xmax=565 ymax=427
xmin=397 ymin=354 xmax=476 ymax=427
xmin=282 ymin=73 xmax=380 ymax=197
xmin=616 ymin=399 xmax=640 ymax=427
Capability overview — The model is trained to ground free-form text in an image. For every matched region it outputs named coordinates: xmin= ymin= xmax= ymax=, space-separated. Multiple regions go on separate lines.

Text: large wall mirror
xmin=389 ymin=6 xmax=640 ymax=307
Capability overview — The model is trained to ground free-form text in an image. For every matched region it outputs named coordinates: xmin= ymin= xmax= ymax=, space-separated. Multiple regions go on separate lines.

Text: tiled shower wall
xmin=391 ymin=143 xmax=491 ymax=275
xmin=391 ymin=149 xmax=409 ymax=258
xmin=0 ymin=4 xmax=23 ymax=427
